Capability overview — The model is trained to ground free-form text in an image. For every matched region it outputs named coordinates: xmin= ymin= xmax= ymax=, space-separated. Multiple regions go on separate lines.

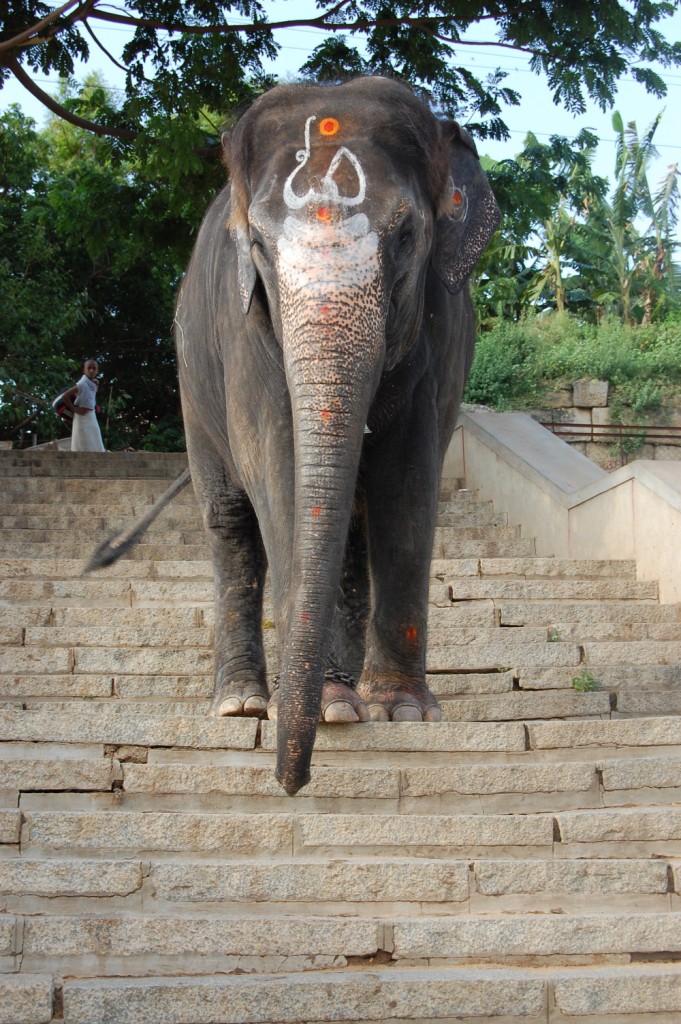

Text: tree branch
xmin=6 ymin=55 xmax=139 ymax=140
xmin=0 ymin=0 xmax=82 ymax=53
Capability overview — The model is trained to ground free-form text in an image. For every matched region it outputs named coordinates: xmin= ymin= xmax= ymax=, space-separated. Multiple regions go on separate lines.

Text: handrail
xmin=540 ymin=421 xmax=681 ymax=444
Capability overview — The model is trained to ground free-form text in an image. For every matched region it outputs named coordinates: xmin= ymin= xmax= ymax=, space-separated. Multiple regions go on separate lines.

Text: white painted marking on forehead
xmin=283 ymin=115 xmax=366 ymax=210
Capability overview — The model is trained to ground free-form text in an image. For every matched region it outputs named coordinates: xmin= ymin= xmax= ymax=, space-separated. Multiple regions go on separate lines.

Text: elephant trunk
xmin=274 ymin=235 xmax=385 ymax=793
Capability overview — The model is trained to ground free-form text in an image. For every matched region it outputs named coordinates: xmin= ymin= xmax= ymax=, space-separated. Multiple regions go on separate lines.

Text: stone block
xmin=573 ymin=378 xmax=609 ymax=407
xmin=63 ymin=967 xmax=546 ymax=1024
xmin=543 ymin=388 xmax=574 ymax=409
xmin=600 ymin=756 xmax=681 ymax=792
xmin=439 ymin=691 xmax=610 ymax=722
xmin=297 ymin=812 xmax=553 ymax=851
xmin=25 ymin=810 xmax=294 ymax=854
xmin=556 ymin=806 xmax=681 ymax=845
xmin=529 ymin=717 xmax=681 ymax=750
xmin=0 ymin=708 xmax=258 ymax=750
xmin=473 ymin=858 xmax=670 ymax=896
xmin=552 ymin=964 xmax=681 ymax=1015
xmin=73 ymin=646 xmax=213 ymax=674
xmin=123 ymin=763 xmax=399 ymax=799
xmin=0 ymin=759 xmax=114 ymax=791
xmin=591 ymin=405 xmax=612 ymax=426
xmin=0 ymin=675 xmax=113 ymax=699
xmin=0 ymin=859 xmax=143 ymax=898
xmin=0 ymin=810 xmax=21 ymax=844
xmin=0 ymin=974 xmax=54 ymax=1024
xmin=150 ymin=858 xmax=469 ymax=904
xmin=24 ymin=914 xmax=380 ymax=959
xmin=401 ymin=761 xmax=594 ymax=798
xmin=393 ymin=911 xmax=681 ymax=959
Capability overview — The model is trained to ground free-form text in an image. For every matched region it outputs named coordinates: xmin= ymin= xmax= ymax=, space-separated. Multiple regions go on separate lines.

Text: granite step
xmin=0 ymin=856 xmax=673 ymax=915
xmin=5 ymin=910 xmax=681 ymax=977
xmin=5 ymin=964 xmax=681 ymax=1024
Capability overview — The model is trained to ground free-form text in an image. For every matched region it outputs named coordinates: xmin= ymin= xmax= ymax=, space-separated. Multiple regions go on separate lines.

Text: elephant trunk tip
xmin=275 ymin=766 xmax=312 ymax=796
xmin=276 ymin=718 xmax=317 ymax=795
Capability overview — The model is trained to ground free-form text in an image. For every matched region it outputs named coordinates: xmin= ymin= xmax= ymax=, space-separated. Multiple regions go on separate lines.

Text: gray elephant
xmin=105 ymin=78 xmax=500 ymax=795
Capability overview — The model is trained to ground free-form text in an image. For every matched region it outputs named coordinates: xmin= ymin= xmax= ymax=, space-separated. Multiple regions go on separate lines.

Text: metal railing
xmin=540 ymin=421 xmax=681 ymax=445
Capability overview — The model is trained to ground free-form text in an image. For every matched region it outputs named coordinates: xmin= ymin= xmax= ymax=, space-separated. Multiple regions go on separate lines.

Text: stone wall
xmin=532 ymin=379 xmax=681 ymax=469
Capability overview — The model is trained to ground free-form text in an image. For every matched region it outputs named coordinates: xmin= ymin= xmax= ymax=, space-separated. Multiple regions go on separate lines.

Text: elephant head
xmin=224 ymin=79 xmax=500 ymax=793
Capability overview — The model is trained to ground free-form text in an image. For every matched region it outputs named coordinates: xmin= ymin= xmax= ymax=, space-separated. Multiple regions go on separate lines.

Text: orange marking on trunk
xmin=311 ymin=505 xmax=322 ymax=517
xmin=320 ymin=409 xmax=332 ymax=421
xmin=319 ymin=304 xmax=331 ymax=316
xmin=405 ymin=626 xmax=418 ymax=641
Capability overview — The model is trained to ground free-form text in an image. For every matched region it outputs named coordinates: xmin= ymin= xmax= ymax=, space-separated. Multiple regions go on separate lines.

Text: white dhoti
xmin=71 ymin=410 xmax=105 ymax=452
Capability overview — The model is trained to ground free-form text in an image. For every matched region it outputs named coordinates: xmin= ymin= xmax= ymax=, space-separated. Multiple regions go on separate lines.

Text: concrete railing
xmin=444 ymin=410 xmax=681 ymax=604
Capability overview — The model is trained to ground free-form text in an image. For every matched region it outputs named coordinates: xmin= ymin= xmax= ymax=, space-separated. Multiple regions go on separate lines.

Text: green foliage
xmin=2 ymin=0 xmax=680 ymax=144
xmin=465 ymin=311 xmax=681 ymax=412
xmin=464 ymin=321 xmax=541 ymax=409
xmin=571 ymin=671 xmax=600 ymax=693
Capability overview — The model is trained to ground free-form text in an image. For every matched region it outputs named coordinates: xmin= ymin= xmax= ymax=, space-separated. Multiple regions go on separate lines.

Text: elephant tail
xmin=84 ymin=468 xmax=192 ymax=573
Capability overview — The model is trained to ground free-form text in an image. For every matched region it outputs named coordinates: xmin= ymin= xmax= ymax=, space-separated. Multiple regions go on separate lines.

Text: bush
xmin=466 ymin=311 xmax=681 ymax=411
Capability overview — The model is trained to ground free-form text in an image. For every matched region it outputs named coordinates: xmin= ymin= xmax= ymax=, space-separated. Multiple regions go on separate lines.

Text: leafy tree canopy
xmin=1 ymin=0 xmax=680 ymax=151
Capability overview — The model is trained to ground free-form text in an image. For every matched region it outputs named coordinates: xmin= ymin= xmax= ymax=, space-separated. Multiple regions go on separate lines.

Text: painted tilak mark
xmin=283 ymin=116 xmax=366 ymax=211
xmin=277 ymin=115 xmax=380 ymax=296
xmin=449 ymin=179 xmax=469 ymax=221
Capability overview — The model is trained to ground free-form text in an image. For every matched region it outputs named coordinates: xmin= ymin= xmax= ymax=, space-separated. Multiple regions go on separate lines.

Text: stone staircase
xmin=1 ymin=449 xmax=681 ymax=1024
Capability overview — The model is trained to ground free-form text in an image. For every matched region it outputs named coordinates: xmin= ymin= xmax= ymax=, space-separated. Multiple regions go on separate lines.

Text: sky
xmin=2 ymin=2 xmax=680 ymax=195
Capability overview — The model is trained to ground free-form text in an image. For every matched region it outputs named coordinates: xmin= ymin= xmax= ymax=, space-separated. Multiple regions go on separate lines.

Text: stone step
xmin=435 ymin=557 xmax=638 ymax=579
xmin=2 ymin=707 xmax=680 ymax=755
xmin=517 ymin=664 xmax=681 ymax=692
xmin=15 ymin=803 xmax=681 ymax=859
xmin=0 ymin=537 xmax=539 ymax=561
xmin=0 ymin=670 xmax=515 ymax=701
xmin=498 ymin=599 xmax=681 ymax=625
xmin=6 ymin=910 xmax=681 ymax=977
xmin=5 ymin=963 xmax=681 ymax=1024
xmin=0 ymin=856 xmax=673 ymax=915
xmin=51 ymin=964 xmax=681 ymax=1023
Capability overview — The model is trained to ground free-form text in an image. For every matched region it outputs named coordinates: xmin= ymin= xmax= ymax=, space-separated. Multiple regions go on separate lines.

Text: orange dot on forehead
xmin=316 ymin=206 xmax=332 ymax=222
xmin=319 ymin=117 xmax=340 ymax=136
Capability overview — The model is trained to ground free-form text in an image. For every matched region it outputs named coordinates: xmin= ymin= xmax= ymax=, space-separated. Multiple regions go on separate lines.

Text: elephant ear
xmin=432 ymin=122 xmax=501 ymax=295
xmin=223 ymin=129 xmax=257 ymax=315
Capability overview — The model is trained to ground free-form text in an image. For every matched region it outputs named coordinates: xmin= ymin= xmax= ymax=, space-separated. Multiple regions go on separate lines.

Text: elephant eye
xmin=396 ymin=225 xmax=415 ymax=255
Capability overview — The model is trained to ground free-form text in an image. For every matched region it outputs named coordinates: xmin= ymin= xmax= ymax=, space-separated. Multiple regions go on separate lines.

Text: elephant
xmin=93 ymin=77 xmax=500 ymax=795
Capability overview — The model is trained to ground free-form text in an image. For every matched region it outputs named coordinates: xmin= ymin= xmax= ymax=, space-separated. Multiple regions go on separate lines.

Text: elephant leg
xmin=187 ymin=432 xmax=269 ymax=718
xmin=357 ymin=396 xmax=442 ymax=723
xmin=337 ymin=506 xmax=370 ymax=679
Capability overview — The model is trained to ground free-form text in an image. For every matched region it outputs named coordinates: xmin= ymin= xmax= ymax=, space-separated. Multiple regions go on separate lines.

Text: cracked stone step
xmin=61 ymin=966 xmax=549 ymax=1024
xmin=58 ymin=963 xmax=681 ymax=1023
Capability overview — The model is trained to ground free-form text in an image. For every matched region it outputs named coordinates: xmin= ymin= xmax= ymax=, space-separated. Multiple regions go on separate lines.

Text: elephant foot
xmin=356 ymin=674 xmax=442 ymax=722
xmin=267 ymin=671 xmax=371 ymax=724
xmin=210 ymin=677 xmax=269 ymax=719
